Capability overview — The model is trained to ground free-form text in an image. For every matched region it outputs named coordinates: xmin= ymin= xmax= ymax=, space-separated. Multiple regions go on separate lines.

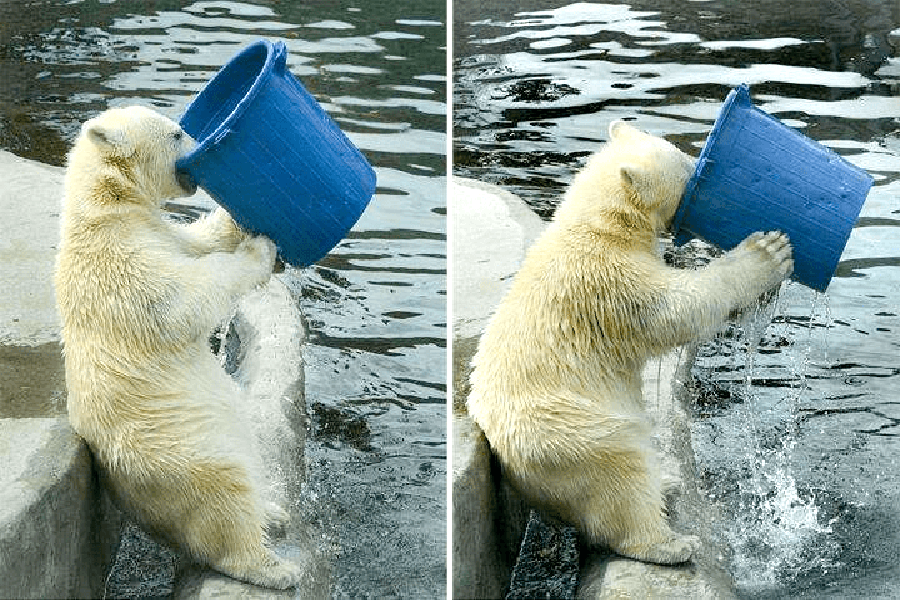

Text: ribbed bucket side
xmin=674 ymin=84 xmax=873 ymax=291
xmin=177 ymin=39 xmax=376 ymax=266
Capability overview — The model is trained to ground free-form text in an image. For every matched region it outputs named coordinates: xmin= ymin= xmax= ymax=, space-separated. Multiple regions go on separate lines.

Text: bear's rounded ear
xmin=85 ymin=122 xmax=127 ymax=154
xmin=619 ymin=164 xmax=644 ymax=189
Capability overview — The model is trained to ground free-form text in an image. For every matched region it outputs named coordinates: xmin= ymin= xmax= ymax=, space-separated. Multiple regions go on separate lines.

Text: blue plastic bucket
xmin=673 ymin=84 xmax=873 ymax=291
xmin=176 ymin=39 xmax=376 ymax=267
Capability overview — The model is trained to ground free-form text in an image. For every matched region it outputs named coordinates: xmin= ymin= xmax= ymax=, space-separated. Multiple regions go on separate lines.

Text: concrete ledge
xmin=451 ymin=177 xmax=543 ymax=597
xmin=0 ymin=417 xmax=121 ymax=600
xmin=173 ymin=519 xmax=332 ymax=600
xmin=451 ymin=415 xmax=506 ymax=599
xmin=579 ymin=556 xmax=727 ymax=599
xmin=174 ymin=569 xmax=297 ymax=599
xmin=0 ymin=150 xmax=63 ymax=346
xmin=0 ymin=151 xmax=122 ymax=600
xmin=450 ymin=176 xmax=546 ymax=343
xmin=451 ymin=178 xmax=735 ymax=599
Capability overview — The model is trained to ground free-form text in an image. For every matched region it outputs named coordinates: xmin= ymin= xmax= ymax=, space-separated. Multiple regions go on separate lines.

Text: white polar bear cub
xmin=467 ymin=121 xmax=793 ymax=565
xmin=55 ymin=106 xmax=300 ymax=589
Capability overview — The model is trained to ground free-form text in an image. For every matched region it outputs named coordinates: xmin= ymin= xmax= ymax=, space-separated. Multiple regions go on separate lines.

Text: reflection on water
xmin=455 ymin=0 xmax=898 ymax=597
xmin=1 ymin=0 xmax=445 ymax=597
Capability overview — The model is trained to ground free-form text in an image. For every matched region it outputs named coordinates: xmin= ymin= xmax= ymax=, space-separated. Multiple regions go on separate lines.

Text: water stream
xmin=454 ymin=1 xmax=898 ymax=596
xmin=0 ymin=1 xmax=446 ymax=597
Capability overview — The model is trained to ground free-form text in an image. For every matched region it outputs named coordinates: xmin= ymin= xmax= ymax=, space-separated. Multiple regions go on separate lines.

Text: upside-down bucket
xmin=176 ymin=39 xmax=376 ymax=267
xmin=672 ymin=84 xmax=873 ymax=291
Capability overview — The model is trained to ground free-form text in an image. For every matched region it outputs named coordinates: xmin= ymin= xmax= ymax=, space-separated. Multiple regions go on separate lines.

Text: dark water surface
xmin=1 ymin=1 xmax=446 ymax=597
xmin=454 ymin=1 xmax=898 ymax=597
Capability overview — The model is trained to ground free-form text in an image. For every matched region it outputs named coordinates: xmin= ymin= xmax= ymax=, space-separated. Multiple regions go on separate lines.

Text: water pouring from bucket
xmin=176 ymin=39 xmax=377 ymax=267
xmin=672 ymin=84 xmax=873 ymax=292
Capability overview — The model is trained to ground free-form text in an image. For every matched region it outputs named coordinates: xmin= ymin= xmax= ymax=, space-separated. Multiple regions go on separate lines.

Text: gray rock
xmin=0 ymin=417 xmax=122 ymax=600
xmin=103 ymin=523 xmax=177 ymax=600
xmin=452 ymin=414 xmax=507 ymax=600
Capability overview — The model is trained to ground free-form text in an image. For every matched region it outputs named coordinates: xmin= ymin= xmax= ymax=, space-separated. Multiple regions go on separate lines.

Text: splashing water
xmin=695 ymin=284 xmax=844 ymax=595
xmin=726 ymin=442 xmax=837 ymax=593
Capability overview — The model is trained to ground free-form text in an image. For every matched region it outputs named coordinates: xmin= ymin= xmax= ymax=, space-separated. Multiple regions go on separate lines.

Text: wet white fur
xmin=55 ymin=106 xmax=300 ymax=588
xmin=467 ymin=121 xmax=793 ymax=564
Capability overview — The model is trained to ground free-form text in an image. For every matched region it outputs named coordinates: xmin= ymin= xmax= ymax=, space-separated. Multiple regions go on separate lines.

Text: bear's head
xmin=557 ymin=121 xmax=697 ymax=237
xmin=606 ymin=121 xmax=696 ymax=232
xmin=78 ymin=106 xmax=197 ymax=202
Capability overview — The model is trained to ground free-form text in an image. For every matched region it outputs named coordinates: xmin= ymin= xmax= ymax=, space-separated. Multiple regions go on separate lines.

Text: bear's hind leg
xmin=179 ymin=463 xmax=301 ymax=589
xmin=577 ymin=449 xmax=699 ymax=565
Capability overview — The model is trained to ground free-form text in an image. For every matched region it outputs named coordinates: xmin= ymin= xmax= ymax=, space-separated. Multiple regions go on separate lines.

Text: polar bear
xmin=54 ymin=106 xmax=301 ymax=589
xmin=467 ymin=121 xmax=793 ymax=565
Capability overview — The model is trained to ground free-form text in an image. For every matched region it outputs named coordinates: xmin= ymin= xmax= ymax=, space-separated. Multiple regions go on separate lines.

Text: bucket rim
xmin=672 ymin=83 xmax=752 ymax=238
xmin=177 ymin=39 xmax=282 ymax=168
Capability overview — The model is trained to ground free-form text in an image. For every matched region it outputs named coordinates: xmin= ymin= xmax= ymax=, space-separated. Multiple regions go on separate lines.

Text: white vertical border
xmin=444 ymin=0 xmax=454 ymax=596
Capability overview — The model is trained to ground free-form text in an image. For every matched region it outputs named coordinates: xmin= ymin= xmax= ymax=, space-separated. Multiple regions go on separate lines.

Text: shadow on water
xmin=454 ymin=0 xmax=898 ymax=597
xmin=1 ymin=0 xmax=446 ymax=598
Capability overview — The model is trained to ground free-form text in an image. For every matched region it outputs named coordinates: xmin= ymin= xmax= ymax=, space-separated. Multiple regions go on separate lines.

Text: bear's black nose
xmin=176 ymin=168 xmax=197 ymax=195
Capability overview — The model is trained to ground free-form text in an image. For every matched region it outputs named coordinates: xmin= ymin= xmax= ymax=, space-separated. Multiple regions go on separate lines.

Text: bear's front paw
xmin=210 ymin=207 xmax=247 ymax=243
xmin=240 ymin=236 xmax=278 ymax=274
xmin=733 ymin=230 xmax=794 ymax=288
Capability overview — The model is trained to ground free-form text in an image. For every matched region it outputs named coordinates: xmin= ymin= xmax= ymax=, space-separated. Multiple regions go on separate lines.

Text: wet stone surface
xmin=104 ymin=524 xmax=177 ymax=600
xmin=0 ymin=343 xmax=66 ymax=418
xmin=507 ymin=511 xmax=580 ymax=600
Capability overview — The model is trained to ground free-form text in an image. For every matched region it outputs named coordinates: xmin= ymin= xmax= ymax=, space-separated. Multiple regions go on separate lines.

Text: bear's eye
xmin=172 ymin=131 xmax=183 ymax=142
